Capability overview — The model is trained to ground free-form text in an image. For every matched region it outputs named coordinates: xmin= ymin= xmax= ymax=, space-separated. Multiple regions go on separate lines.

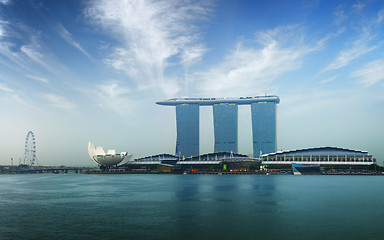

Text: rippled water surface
xmin=0 ymin=174 xmax=383 ymax=240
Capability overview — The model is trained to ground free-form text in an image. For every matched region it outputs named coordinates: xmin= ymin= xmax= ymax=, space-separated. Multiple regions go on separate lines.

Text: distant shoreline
xmin=1 ymin=172 xmax=383 ymax=176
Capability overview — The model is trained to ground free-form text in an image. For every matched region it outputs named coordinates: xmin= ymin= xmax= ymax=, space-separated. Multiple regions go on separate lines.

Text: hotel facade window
xmin=251 ymin=102 xmax=277 ymax=158
xmin=213 ymin=103 xmax=238 ymax=153
xmin=176 ymin=104 xmax=199 ymax=157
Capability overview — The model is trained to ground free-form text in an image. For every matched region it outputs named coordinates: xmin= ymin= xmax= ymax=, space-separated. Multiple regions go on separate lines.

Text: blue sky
xmin=1 ymin=0 xmax=383 ymax=166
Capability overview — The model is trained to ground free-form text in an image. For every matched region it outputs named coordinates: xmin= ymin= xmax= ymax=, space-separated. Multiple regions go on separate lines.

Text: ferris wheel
xmin=24 ymin=131 xmax=38 ymax=166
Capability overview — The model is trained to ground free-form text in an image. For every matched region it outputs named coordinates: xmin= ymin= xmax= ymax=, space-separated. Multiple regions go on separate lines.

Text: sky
xmin=1 ymin=0 xmax=383 ymax=166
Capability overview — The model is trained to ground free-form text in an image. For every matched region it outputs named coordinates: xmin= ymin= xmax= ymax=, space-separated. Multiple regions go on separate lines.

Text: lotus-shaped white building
xmin=88 ymin=142 xmax=132 ymax=166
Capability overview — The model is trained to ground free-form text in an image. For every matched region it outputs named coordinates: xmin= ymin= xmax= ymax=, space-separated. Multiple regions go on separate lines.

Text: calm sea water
xmin=0 ymin=174 xmax=383 ymax=240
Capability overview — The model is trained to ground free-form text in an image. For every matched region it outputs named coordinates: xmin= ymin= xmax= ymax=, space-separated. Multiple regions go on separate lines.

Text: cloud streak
xmin=27 ymin=75 xmax=49 ymax=84
xmin=19 ymin=44 xmax=60 ymax=75
xmin=0 ymin=20 xmax=5 ymax=39
xmin=333 ymin=5 xmax=348 ymax=26
xmin=323 ymin=30 xmax=376 ymax=71
xmin=320 ymin=75 xmax=338 ymax=84
xmin=85 ymin=0 xmax=213 ymax=97
xmin=194 ymin=25 xmax=315 ymax=96
xmin=0 ymin=83 xmax=13 ymax=92
xmin=0 ymin=0 xmax=10 ymax=5
xmin=0 ymin=83 xmax=32 ymax=107
xmin=352 ymin=3 xmax=365 ymax=12
xmin=94 ymin=81 xmax=140 ymax=119
xmin=378 ymin=8 xmax=384 ymax=23
xmin=57 ymin=24 xmax=92 ymax=59
xmin=351 ymin=59 xmax=384 ymax=87
xmin=42 ymin=94 xmax=76 ymax=110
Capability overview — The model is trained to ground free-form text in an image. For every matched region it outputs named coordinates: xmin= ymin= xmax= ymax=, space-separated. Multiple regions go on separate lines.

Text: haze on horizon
xmin=0 ymin=0 xmax=383 ymax=166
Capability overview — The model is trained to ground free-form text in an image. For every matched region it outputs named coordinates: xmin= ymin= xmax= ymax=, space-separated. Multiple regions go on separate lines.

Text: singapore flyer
xmin=24 ymin=131 xmax=38 ymax=166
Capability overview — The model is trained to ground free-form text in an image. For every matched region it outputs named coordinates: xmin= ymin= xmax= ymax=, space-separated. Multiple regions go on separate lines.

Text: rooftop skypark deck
xmin=156 ymin=95 xmax=280 ymax=106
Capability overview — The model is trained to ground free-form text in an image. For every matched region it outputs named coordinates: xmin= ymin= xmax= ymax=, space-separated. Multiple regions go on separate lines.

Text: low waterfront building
xmin=261 ymin=147 xmax=376 ymax=166
xmin=123 ymin=152 xmax=260 ymax=172
xmin=130 ymin=153 xmax=179 ymax=165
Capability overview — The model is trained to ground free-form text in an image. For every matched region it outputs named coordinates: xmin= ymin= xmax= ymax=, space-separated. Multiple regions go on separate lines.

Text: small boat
xmin=292 ymin=163 xmax=321 ymax=175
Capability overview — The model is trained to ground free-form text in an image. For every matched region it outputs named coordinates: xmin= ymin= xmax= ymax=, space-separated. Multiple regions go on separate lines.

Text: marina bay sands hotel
xmin=156 ymin=96 xmax=280 ymax=158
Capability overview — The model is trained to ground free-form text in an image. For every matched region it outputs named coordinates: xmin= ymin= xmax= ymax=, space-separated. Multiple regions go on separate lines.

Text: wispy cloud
xmin=303 ymin=0 xmax=319 ymax=9
xmin=352 ymin=2 xmax=365 ymax=12
xmin=0 ymin=24 xmax=39 ymax=72
xmin=85 ymin=0 xmax=213 ymax=97
xmin=181 ymin=45 xmax=208 ymax=66
xmin=9 ymin=94 xmax=28 ymax=105
xmin=0 ymin=83 xmax=33 ymax=107
xmin=99 ymin=80 xmax=131 ymax=97
xmin=42 ymin=93 xmax=76 ymax=110
xmin=95 ymin=81 xmax=139 ymax=118
xmin=0 ymin=0 xmax=10 ymax=5
xmin=27 ymin=75 xmax=49 ymax=84
xmin=320 ymin=75 xmax=338 ymax=84
xmin=323 ymin=30 xmax=376 ymax=71
xmin=315 ymin=27 xmax=346 ymax=51
xmin=378 ymin=8 xmax=384 ymax=23
xmin=19 ymin=44 xmax=57 ymax=74
xmin=57 ymin=24 xmax=92 ymax=59
xmin=0 ymin=20 xmax=5 ymax=39
xmin=351 ymin=59 xmax=384 ymax=87
xmin=334 ymin=5 xmax=348 ymax=25
xmin=194 ymin=25 xmax=314 ymax=96
xmin=0 ymin=20 xmax=79 ymax=89
xmin=0 ymin=83 xmax=13 ymax=92
xmin=20 ymin=45 xmax=43 ymax=62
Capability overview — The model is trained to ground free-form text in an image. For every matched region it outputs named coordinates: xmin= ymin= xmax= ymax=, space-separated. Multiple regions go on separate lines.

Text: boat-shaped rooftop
xmin=156 ymin=95 xmax=280 ymax=106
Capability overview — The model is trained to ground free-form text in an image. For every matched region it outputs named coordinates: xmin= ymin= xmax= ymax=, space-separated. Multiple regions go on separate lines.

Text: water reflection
xmin=1 ymin=175 xmax=384 ymax=239
xmin=169 ymin=175 xmax=281 ymax=239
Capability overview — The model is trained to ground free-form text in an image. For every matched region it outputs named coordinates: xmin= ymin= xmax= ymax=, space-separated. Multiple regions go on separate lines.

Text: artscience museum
xmin=88 ymin=142 xmax=132 ymax=167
